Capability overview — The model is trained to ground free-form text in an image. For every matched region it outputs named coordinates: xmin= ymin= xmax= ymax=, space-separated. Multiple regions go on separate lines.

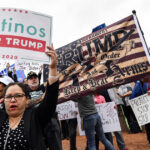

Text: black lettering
xmin=109 ymin=29 xmax=135 ymax=52
xmin=112 ymin=30 xmax=127 ymax=45
xmin=88 ymin=79 xmax=97 ymax=88
xmin=62 ymin=51 xmax=76 ymax=66
xmin=82 ymin=84 xmax=88 ymax=90
xmin=93 ymin=33 xmax=112 ymax=53
xmin=76 ymin=45 xmax=84 ymax=62
xmin=86 ymin=42 xmax=92 ymax=57
xmin=124 ymin=66 xmax=131 ymax=75
xmin=141 ymin=62 xmax=148 ymax=71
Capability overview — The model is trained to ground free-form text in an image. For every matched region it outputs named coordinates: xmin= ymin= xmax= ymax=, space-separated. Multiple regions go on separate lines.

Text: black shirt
xmin=0 ymin=118 xmax=32 ymax=150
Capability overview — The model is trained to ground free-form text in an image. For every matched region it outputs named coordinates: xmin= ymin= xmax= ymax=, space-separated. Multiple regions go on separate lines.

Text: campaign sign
xmin=0 ymin=8 xmax=52 ymax=64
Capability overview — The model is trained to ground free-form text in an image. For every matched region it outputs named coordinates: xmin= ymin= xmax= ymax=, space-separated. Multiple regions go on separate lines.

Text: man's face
xmin=0 ymin=83 xmax=5 ymax=98
xmin=27 ymin=76 xmax=39 ymax=89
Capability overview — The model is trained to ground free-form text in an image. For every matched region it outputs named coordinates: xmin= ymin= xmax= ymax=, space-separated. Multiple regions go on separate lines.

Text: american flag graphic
xmin=56 ymin=14 xmax=150 ymax=103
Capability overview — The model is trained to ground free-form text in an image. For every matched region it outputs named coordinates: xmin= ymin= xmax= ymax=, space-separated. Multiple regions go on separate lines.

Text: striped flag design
xmin=56 ymin=14 xmax=150 ymax=103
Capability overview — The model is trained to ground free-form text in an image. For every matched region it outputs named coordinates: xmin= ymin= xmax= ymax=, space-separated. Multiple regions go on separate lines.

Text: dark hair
xmin=3 ymin=82 xmax=30 ymax=98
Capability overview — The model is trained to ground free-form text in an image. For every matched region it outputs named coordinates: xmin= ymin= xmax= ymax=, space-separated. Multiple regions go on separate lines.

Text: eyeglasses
xmin=4 ymin=93 xmax=25 ymax=102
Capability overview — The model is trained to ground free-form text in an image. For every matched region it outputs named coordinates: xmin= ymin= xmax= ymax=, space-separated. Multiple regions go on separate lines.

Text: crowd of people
xmin=0 ymin=44 xmax=150 ymax=150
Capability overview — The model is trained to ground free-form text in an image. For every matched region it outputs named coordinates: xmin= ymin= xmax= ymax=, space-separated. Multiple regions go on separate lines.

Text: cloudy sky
xmin=0 ymin=0 xmax=150 ymax=49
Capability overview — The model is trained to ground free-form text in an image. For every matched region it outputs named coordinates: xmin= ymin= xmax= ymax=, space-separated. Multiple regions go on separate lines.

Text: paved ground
xmin=62 ymin=132 xmax=150 ymax=150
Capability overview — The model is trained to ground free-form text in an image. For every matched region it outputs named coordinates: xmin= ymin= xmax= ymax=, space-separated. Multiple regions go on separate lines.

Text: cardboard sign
xmin=56 ymin=101 xmax=76 ymax=120
xmin=128 ymin=94 xmax=150 ymax=126
xmin=96 ymin=102 xmax=121 ymax=132
xmin=77 ymin=102 xmax=121 ymax=135
xmin=15 ymin=60 xmax=42 ymax=71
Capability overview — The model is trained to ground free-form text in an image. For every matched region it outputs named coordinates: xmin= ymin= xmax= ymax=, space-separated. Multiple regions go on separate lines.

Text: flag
xmin=0 ymin=64 xmax=26 ymax=82
xmin=56 ymin=13 xmax=150 ymax=103
xmin=92 ymin=23 xmax=106 ymax=33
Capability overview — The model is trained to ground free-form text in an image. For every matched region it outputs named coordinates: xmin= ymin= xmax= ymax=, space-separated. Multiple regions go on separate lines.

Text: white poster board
xmin=15 ymin=61 xmax=42 ymax=71
xmin=0 ymin=8 xmax=52 ymax=65
xmin=77 ymin=102 xmax=121 ymax=136
xmin=56 ymin=101 xmax=76 ymax=120
xmin=128 ymin=94 xmax=150 ymax=126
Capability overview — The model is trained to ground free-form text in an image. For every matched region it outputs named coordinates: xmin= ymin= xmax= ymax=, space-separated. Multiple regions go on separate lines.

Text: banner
xmin=77 ymin=102 xmax=121 ymax=135
xmin=128 ymin=94 xmax=150 ymax=126
xmin=0 ymin=8 xmax=52 ymax=65
xmin=56 ymin=14 xmax=150 ymax=102
xmin=56 ymin=101 xmax=77 ymax=120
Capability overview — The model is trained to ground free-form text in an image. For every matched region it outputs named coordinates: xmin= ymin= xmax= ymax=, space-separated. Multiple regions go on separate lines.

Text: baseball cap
xmin=27 ymin=71 xmax=38 ymax=80
xmin=0 ymin=76 xmax=14 ymax=86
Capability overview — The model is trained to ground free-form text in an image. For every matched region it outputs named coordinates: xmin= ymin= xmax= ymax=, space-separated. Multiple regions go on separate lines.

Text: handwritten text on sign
xmin=77 ymin=102 xmax=121 ymax=136
xmin=128 ymin=94 xmax=150 ymax=126
xmin=0 ymin=8 xmax=52 ymax=64
xmin=56 ymin=101 xmax=76 ymax=120
xmin=15 ymin=60 xmax=42 ymax=71
xmin=96 ymin=102 xmax=121 ymax=133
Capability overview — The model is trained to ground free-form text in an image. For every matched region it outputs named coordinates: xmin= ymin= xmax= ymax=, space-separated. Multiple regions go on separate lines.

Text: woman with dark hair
xmin=0 ymin=45 xmax=59 ymax=150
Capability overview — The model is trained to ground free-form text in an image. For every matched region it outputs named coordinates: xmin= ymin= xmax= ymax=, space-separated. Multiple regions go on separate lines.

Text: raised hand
xmin=0 ymin=98 xmax=4 ymax=104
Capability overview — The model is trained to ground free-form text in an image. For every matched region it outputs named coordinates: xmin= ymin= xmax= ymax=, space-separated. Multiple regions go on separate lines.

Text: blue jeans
xmin=83 ymin=113 xmax=115 ymax=150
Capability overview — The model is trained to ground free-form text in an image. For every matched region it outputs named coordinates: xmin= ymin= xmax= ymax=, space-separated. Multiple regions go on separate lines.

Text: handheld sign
xmin=129 ymin=94 xmax=150 ymax=126
xmin=56 ymin=101 xmax=76 ymax=120
xmin=0 ymin=8 xmax=52 ymax=65
xmin=77 ymin=102 xmax=121 ymax=136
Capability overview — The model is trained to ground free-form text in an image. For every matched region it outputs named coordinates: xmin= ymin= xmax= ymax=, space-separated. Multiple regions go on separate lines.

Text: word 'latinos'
xmin=0 ymin=18 xmax=46 ymax=38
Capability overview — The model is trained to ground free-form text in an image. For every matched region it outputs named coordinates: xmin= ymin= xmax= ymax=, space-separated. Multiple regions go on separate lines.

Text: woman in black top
xmin=0 ymin=45 xmax=59 ymax=150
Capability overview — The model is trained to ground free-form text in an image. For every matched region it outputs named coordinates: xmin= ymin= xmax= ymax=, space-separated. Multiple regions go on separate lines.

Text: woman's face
xmin=4 ymin=85 xmax=29 ymax=117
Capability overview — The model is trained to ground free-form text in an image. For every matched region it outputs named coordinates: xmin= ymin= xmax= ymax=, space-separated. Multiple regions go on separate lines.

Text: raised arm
xmin=46 ymin=43 xmax=58 ymax=85
xmin=35 ymin=44 xmax=59 ymax=127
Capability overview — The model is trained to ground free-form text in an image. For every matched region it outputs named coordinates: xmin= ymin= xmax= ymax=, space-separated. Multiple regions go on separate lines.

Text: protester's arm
xmin=27 ymin=93 xmax=45 ymax=108
xmin=38 ymin=65 xmax=43 ymax=84
xmin=117 ymin=84 xmax=132 ymax=98
xmin=6 ymin=63 xmax=10 ymax=73
xmin=117 ymin=91 xmax=132 ymax=98
xmin=12 ymin=67 xmax=18 ymax=82
xmin=47 ymin=44 xmax=58 ymax=85
xmin=27 ymin=44 xmax=59 ymax=109
xmin=0 ymin=98 xmax=4 ymax=104
xmin=35 ymin=44 xmax=59 ymax=127
xmin=6 ymin=63 xmax=13 ymax=79
xmin=130 ymin=81 xmax=142 ymax=99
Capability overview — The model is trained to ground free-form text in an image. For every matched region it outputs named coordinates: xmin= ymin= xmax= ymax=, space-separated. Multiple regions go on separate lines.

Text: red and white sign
xmin=0 ymin=8 xmax=52 ymax=64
